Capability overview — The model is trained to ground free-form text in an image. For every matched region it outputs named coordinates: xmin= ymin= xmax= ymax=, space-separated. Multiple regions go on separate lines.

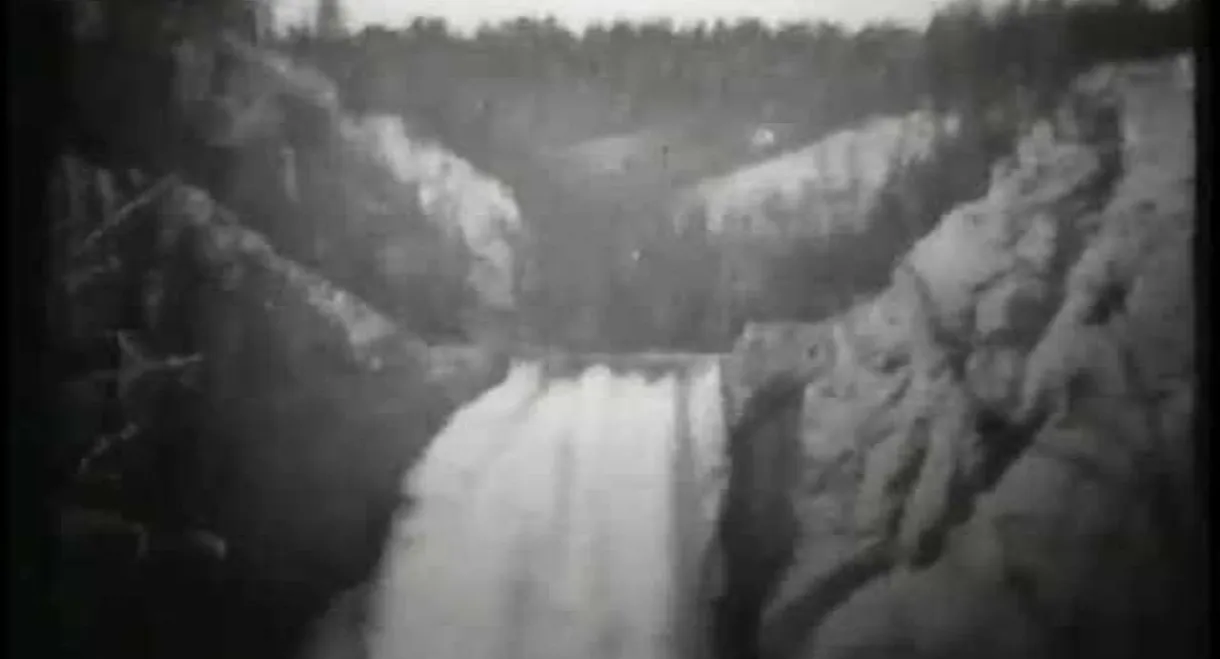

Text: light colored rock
xmin=343 ymin=114 xmax=525 ymax=311
xmin=749 ymin=58 xmax=1197 ymax=659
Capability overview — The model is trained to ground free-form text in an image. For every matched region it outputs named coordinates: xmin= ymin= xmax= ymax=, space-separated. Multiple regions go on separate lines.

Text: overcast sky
xmin=272 ymin=0 xmax=997 ymax=35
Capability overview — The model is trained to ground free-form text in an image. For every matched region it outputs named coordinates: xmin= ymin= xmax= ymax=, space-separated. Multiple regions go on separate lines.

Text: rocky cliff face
xmin=46 ymin=150 xmax=512 ymax=658
xmin=49 ymin=6 xmax=534 ymax=655
xmin=48 ymin=4 xmax=1198 ymax=656
xmin=718 ymin=56 xmax=1199 ymax=659
xmin=342 ymin=114 xmax=525 ymax=312
xmin=210 ymin=34 xmax=522 ymax=333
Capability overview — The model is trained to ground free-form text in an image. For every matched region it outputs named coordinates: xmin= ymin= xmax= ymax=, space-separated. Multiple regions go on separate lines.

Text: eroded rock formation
xmin=47 ymin=153 xmax=495 ymax=659
xmin=718 ymin=58 xmax=1199 ymax=659
xmin=342 ymin=114 xmax=525 ymax=313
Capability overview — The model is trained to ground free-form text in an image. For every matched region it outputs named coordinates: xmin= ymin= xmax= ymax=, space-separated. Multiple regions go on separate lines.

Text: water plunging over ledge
xmin=364 ymin=355 xmax=730 ymax=659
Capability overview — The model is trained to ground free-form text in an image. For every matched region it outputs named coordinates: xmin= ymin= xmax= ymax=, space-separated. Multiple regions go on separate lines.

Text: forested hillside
xmin=284 ymin=0 xmax=1194 ymax=351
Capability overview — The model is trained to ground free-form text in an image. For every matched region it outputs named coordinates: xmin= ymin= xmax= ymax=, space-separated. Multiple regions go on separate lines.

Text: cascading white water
xmin=363 ymin=357 xmax=728 ymax=659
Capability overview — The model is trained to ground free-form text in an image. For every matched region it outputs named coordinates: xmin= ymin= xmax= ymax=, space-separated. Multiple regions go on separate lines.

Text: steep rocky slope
xmin=674 ymin=112 xmax=955 ymax=238
xmin=46 ymin=149 xmax=548 ymax=659
xmin=217 ymin=33 xmax=526 ymax=324
xmin=65 ymin=1 xmax=524 ymax=333
xmin=47 ymin=152 xmax=455 ymax=631
xmin=48 ymin=7 xmax=535 ymax=655
xmin=719 ymin=56 xmax=1199 ymax=659
xmin=342 ymin=114 xmax=524 ymax=312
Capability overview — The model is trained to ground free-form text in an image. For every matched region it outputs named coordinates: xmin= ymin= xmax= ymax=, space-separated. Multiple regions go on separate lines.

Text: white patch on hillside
xmin=674 ymin=112 xmax=956 ymax=238
xmin=343 ymin=115 xmax=524 ymax=310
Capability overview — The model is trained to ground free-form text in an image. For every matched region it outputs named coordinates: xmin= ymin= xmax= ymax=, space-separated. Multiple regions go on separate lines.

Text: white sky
xmin=272 ymin=0 xmax=997 ymax=35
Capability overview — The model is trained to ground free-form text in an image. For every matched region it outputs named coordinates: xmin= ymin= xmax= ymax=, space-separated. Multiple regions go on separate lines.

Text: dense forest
xmin=44 ymin=0 xmax=1196 ymax=352
xmin=288 ymin=0 xmax=1194 ymax=146
xmin=278 ymin=0 xmax=1194 ymax=351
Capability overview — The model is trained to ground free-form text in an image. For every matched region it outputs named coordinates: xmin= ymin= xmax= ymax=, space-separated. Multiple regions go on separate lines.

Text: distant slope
xmin=548 ymin=119 xmax=801 ymax=188
xmin=674 ymin=111 xmax=957 ymax=238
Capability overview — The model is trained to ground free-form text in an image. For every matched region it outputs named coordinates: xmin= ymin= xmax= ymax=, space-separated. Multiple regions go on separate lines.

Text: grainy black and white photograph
xmin=9 ymin=0 xmax=1204 ymax=658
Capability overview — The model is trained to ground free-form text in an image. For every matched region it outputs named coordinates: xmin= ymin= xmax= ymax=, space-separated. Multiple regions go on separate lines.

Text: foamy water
xmin=365 ymin=357 xmax=727 ymax=659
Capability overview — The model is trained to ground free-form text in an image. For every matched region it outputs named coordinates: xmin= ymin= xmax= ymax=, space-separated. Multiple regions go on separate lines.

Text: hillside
xmin=674 ymin=111 xmax=955 ymax=238
xmin=43 ymin=4 xmax=533 ymax=658
xmin=292 ymin=53 xmax=1200 ymax=659
xmin=722 ymin=55 xmax=1199 ymax=659
xmin=279 ymin=0 xmax=1194 ymax=351
xmin=342 ymin=113 xmax=524 ymax=312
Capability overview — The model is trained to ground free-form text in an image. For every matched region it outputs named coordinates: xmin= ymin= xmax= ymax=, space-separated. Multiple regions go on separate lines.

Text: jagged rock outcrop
xmin=198 ymin=34 xmax=494 ymax=335
xmin=52 ymin=6 xmax=529 ymax=654
xmin=197 ymin=33 xmax=526 ymax=318
xmin=62 ymin=0 xmax=511 ymax=340
xmin=719 ymin=57 xmax=1198 ymax=659
xmin=47 ymin=152 xmax=512 ymax=659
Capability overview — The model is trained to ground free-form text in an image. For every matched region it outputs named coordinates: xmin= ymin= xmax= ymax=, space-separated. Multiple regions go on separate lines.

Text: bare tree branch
xmin=74 ymin=422 xmax=142 ymax=478
xmin=63 ymin=255 xmax=123 ymax=293
xmin=70 ymin=353 xmax=205 ymax=389
xmin=71 ymin=174 xmax=179 ymax=262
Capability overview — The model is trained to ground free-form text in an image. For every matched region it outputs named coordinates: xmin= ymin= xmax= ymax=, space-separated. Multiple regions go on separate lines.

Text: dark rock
xmin=46 ymin=151 xmax=500 ymax=659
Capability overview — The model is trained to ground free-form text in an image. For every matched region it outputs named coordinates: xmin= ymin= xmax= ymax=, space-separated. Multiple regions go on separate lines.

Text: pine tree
xmin=316 ymin=0 xmax=346 ymax=40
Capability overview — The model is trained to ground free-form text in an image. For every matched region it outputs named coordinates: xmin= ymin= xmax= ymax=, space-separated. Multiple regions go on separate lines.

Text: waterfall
xmin=363 ymin=356 xmax=728 ymax=659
